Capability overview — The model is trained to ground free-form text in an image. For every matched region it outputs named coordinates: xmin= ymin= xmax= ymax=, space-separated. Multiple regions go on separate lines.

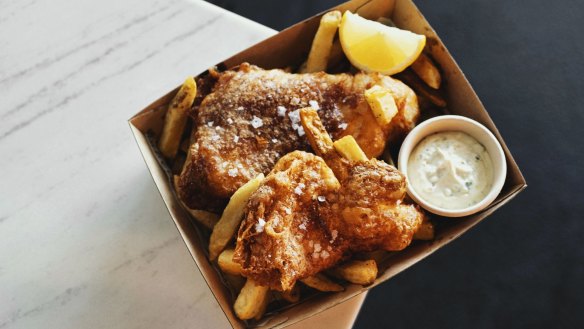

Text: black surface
xmin=204 ymin=0 xmax=584 ymax=328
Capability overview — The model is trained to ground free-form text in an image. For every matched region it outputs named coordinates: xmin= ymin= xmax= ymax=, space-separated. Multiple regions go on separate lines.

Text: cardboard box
xmin=129 ymin=0 xmax=526 ymax=327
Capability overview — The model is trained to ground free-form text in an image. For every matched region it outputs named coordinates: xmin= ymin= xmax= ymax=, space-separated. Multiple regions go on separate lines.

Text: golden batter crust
xmin=178 ymin=63 xmax=419 ymax=212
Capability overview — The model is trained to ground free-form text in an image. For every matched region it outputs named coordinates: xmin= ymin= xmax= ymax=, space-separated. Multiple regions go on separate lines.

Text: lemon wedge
xmin=339 ymin=11 xmax=426 ymax=75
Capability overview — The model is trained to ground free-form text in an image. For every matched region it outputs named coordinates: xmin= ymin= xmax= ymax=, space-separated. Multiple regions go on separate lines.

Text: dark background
xmin=204 ymin=0 xmax=584 ymax=328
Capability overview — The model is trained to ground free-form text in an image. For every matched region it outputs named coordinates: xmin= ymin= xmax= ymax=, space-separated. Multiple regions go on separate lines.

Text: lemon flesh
xmin=339 ymin=11 xmax=426 ymax=75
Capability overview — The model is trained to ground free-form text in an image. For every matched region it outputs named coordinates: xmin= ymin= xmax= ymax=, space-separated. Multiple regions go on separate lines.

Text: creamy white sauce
xmin=408 ymin=131 xmax=493 ymax=209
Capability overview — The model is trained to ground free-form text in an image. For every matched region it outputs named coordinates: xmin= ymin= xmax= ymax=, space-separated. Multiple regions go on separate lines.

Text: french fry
xmin=279 ymin=284 xmax=301 ymax=303
xmin=234 ymin=279 xmax=270 ymax=320
xmin=333 ymin=135 xmax=368 ymax=161
xmin=174 ymin=176 xmax=220 ymax=230
xmin=158 ymin=77 xmax=197 ymax=159
xmin=301 ymin=273 xmax=344 ymax=292
xmin=254 ymin=291 xmax=271 ymax=321
xmin=396 ymin=69 xmax=446 ymax=107
xmin=218 ymin=249 xmax=243 ymax=275
xmin=302 ymin=11 xmax=342 ymax=73
xmin=364 ymin=85 xmax=399 ymax=127
xmin=413 ymin=217 xmax=435 ymax=240
xmin=209 ymin=174 xmax=264 ymax=260
xmin=300 ymin=107 xmax=335 ymax=155
xmin=333 ymin=260 xmax=378 ymax=285
xmin=411 ymin=53 xmax=442 ymax=89
xmin=356 ymin=250 xmax=392 ymax=264
xmin=187 ymin=209 xmax=219 ymax=230
xmin=379 ymin=14 xmax=441 ymax=92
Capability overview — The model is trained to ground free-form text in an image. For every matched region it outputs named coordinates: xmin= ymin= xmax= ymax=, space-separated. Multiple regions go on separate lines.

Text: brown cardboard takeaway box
xmin=129 ymin=0 xmax=527 ymax=327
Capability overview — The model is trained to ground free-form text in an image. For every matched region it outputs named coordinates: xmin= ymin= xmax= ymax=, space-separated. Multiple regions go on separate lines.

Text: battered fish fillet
xmin=233 ymin=151 xmax=347 ymax=291
xmin=177 ymin=63 xmax=419 ymax=212
xmin=234 ymin=109 xmax=424 ymax=291
xmin=300 ymin=108 xmax=425 ymax=252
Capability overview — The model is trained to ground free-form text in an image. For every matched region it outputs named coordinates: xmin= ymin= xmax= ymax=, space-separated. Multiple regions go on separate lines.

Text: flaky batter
xmin=178 ymin=63 xmax=419 ymax=212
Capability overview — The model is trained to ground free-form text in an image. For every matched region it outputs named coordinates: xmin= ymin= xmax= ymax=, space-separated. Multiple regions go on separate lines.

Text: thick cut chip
xmin=301 ymin=274 xmax=344 ymax=292
xmin=234 ymin=279 xmax=270 ymax=320
xmin=333 ymin=260 xmax=378 ymax=285
xmin=209 ymin=174 xmax=264 ymax=260
xmin=303 ymin=11 xmax=342 ymax=73
xmin=218 ymin=249 xmax=243 ymax=275
xmin=365 ymin=85 xmax=399 ymax=126
xmin=158 ymin=77 xmax=197 ymax=158
xmin=411 ymin=53 xmax=442 ymax=89
xmin=333 ymin=135 xmax=368 ymax=162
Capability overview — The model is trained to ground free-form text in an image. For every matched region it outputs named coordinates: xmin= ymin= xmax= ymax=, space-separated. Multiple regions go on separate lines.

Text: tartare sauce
xmin=407 ymin=131 xmax=493 ymax=209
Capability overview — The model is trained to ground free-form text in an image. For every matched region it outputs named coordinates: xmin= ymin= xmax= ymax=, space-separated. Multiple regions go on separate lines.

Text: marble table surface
xmin=0 ymin=0 xmax=366 ymax=327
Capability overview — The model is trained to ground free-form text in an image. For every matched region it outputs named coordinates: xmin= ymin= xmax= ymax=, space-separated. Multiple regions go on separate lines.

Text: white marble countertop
xmin=0 ymin=0 xmax=365 ymax=327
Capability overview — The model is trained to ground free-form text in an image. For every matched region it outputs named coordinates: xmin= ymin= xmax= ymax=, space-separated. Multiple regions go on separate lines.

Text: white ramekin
xmin=397 ymin=115 xmax=507 ymax=217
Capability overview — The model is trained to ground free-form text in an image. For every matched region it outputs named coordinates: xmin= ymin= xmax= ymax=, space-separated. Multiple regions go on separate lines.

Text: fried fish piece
xmin=233 ymin=151 xmax=347 ymax=291
xmin=233 ymin=109 xmax=424 ymax=291
xmin=301 ymin=108 xmax=425 ymax=252
xmin=177 ymin=63 xmax=419 ymax=212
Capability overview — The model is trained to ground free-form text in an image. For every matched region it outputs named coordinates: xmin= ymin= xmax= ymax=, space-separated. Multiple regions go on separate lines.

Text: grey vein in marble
xmin=0 ymin=0 xmax=366 ymax=328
